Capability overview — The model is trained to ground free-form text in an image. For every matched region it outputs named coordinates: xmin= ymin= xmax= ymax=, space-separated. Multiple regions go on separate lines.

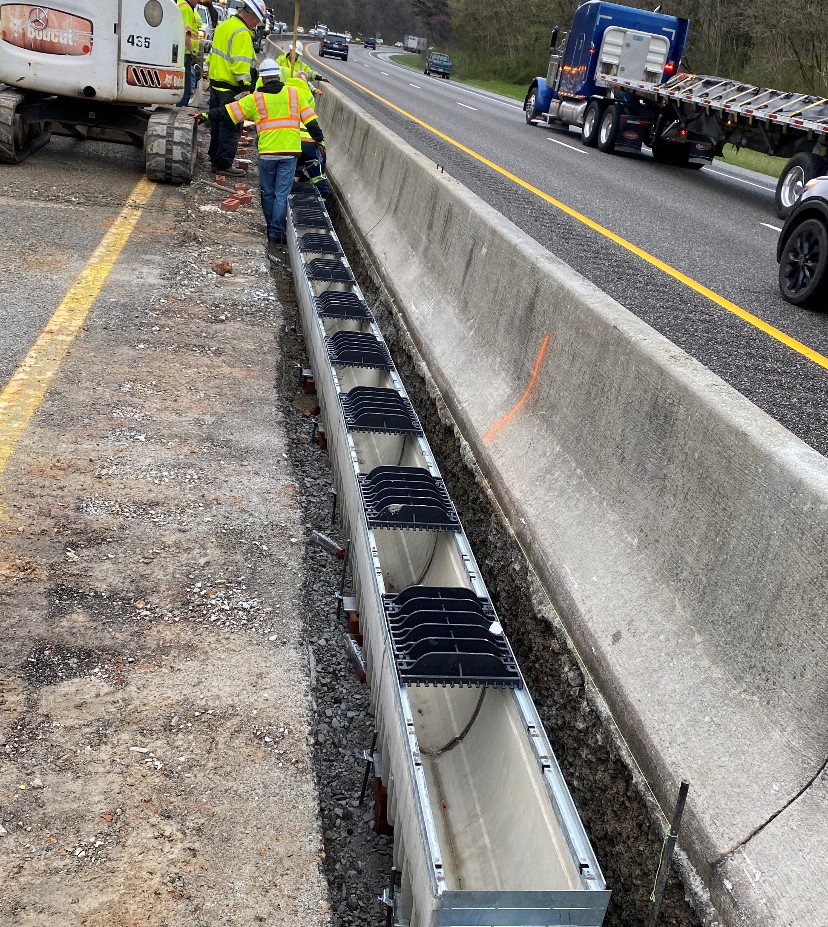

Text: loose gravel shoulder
xmin=0 ymin=145 xmax=345 ymax=926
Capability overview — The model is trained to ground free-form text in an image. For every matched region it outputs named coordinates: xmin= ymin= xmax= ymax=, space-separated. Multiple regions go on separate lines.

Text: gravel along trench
xmin=0 ymin=151 xmax=343 ymax=925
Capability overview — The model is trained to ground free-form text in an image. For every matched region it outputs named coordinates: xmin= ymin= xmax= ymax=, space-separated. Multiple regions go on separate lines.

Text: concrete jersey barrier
xmin=315 ymin=84 xmax=828 ymax=927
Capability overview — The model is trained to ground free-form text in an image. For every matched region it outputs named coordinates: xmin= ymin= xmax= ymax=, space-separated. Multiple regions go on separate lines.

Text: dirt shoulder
xmin=0 ymin=153 xmax=329 ymax=926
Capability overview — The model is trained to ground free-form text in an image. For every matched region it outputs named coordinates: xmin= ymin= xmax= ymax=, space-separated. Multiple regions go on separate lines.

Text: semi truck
xmin=525 ymin=0 xmax=828 ymax=217
xmin=404 ymin=34 xmax=427 ymax=54
xmin=0 ymin=0 xmax=197 ymax=183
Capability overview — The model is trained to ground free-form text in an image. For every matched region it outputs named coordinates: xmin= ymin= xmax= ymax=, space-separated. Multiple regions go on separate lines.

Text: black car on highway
xmin=777 ymin=175 xmax=828 ymax=308
xmin=363 ymin=36 xmax=376 ymax=49
xmin=320 ymin=32 xmax=349 ymax=60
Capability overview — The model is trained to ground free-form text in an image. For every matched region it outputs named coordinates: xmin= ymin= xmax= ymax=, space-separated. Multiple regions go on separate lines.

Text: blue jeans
xmin=259 ymin=155 xmax=298 ymax=241
xmin=177 ymin=54 xmax=193 ymax=107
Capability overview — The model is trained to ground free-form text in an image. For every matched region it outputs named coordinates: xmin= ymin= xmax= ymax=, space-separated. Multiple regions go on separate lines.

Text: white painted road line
xmin=707 ymin=168 xmax=775 ymax=192
xmin=364 ymin=64 xmax=371 ymax=68
xmin=761 ymin=222 xmax=783 ymax=232
xmin=409 ymin=83 xmax=421 ymax=89
xmin=456 ymin=101 xmax=477 ymax=111
xmin=381 ymin=71 xmax=389 ymax=76
xmin=548 ymin=138 xmax=588 ymax=154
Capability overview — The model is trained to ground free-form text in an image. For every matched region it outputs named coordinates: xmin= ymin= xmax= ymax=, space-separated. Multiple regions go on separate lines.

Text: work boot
xmin=221 ymin=166 xmax=246 ymax=177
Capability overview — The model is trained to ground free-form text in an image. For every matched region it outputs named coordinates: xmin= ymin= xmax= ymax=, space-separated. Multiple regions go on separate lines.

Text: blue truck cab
xmin=527 ymin=1 xmax=689 ymax=129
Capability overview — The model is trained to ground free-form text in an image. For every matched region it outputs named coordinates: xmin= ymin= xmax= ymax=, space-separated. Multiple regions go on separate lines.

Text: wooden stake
xmin=291 ymin=0 xmax=300 ymax=77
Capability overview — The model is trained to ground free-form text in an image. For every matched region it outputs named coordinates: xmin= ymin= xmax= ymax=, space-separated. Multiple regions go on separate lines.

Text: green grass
xmin=389 ymin=54 xmax=527 ymax=101
xmin=715 ymin=145 xmax=788 ymax=179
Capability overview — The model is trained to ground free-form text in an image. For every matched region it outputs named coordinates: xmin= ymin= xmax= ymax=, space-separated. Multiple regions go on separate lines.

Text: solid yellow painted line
xmin=0 ymin=176 xmax=156 ymax=477
xmin=309 ymin=51 xmax=828 ymax=372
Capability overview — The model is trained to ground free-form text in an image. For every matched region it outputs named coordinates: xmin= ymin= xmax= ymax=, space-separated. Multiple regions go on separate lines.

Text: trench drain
xmin=383 ymin=586 xmax=521 ymax=688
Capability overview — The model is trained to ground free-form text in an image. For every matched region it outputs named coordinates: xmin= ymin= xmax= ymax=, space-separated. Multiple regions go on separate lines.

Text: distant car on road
xmin=777 ymin=175 xmax=828 ymax=308
xmin=394 ymin=41 xmax=403 ymax=48
xmin=320 ymin=32 xmax=349 ymax=61
xmin=297 ymin=25 xmax=305 ymax=34
xmin=363 ymin=37 xmax=376 ymax=49
xmin=424 ymin=51 xmax=453 ymax=79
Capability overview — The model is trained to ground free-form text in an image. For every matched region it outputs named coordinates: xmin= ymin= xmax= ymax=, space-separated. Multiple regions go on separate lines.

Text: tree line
xmin=409 ymin=0 xmax=828 ymax=95
xmin=266 ymin=0 xmax=416 ymax=43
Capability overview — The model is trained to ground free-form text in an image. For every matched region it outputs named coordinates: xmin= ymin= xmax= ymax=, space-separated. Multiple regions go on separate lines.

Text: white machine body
xmin=0 ymin=0 xmax=185 ymax=104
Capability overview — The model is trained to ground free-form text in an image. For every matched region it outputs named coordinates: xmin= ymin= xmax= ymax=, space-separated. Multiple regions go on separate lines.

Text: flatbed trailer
xmin=607 ymin=72 xmax=828 ymax=216
xmin=525 ymin=0 xmax=828 ymax=217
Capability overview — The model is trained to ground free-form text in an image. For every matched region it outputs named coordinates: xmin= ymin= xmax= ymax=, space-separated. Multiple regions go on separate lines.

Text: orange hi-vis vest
xmin=225 ymin=87 xmax=316 ymax=155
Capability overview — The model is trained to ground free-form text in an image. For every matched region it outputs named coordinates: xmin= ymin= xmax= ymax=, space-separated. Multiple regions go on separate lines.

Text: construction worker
xmin=254 ymin=66 xmax=329 ymax=198
xmin=200 ymin=58 xmax=324 ymax=251
xmin=206 ymin=0 xmax=266 ymax=177
xmin=176 ymin=0 xmax=198 ymax=107
xmin=276 ymin=43 xmax=323 ymax=81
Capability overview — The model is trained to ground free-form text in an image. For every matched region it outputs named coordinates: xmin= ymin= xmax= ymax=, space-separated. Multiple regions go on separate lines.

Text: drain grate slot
xmin=292 ymin=207 xmax=331 ymax=229
xmin=304 ymin=258 xmax=354 ymax=282
xmin=326 ymin=332 xmax=393 ymax=369
xmin=316 ymin=292 xmax=373 ymax=322
xmin=382 ymin=587 xmax=522 ymax=687
xmin=359 ymin=467 xmax=457 ymax=530
xmin=298 ymin=233 xmax=342 ymax=255
xmin=290 ymin=182 xmax=319 ymax=197
xmin=340 ymin=386 xmax=421 ymax=434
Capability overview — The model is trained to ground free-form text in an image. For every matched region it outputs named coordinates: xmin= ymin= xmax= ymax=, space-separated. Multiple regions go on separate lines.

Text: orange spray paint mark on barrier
xmin=483 ymin=334 xmax=551 ymax=443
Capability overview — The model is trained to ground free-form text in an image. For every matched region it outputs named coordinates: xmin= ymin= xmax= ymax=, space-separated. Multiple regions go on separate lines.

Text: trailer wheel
xmin=581 ymin=101 xmax=602 ymax=147
xmin=145 ymin=109 xmax=198 ymax=185
xmin=597 ymin=105 xmax=620 ymax=153
xmin=525 ymin=85 xmax=539 ymax=126
xmin=778 ymin=217 xmax=828 ymax=308
xmin=775 ymin=153 xmax=827 ymax=220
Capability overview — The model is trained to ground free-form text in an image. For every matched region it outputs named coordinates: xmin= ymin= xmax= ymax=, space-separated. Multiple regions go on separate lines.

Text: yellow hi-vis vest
xmin=225 ymin=87 xmax=316 ymax=155
xmin=255 ymin=69 xmax=319 ymax=142
xmin=208 ymin=16 xmax=255 ymax=88
xmin=276 ymin=53 xmax=317 ymax=79
xmin=177 ymin=1 xmax=196 ymax=53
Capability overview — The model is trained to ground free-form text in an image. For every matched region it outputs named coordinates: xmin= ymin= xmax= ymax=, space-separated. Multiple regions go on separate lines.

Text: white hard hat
xmin=241 ymin=0 xmax=266 ymax=21
xmin=259 ymin=58 xmax=280 ymax=79
xmin=293 ymin=41 xmax=304 ymax=55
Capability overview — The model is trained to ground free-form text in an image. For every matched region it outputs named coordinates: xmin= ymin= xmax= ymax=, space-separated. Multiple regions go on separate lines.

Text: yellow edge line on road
xmin=309 ymin=51 xmax=828 ymax=372
xmin=0 ymin=176 xmax=156 ymax=479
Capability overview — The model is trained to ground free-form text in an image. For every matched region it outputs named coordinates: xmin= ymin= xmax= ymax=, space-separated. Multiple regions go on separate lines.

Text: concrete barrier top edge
xmin=319 ymin=84 xmax=828 ymax=488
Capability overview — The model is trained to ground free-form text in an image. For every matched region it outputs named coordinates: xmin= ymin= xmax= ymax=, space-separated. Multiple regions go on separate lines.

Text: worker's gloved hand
xmin=193 ymin=112 xmax=210 ymax=125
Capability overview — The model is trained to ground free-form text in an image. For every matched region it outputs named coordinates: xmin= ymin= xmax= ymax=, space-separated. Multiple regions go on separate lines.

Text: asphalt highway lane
xmin=308 ymin=44 xmax=828 ymax=456
xmin=0 ymin=136 xmax=150 ymax=388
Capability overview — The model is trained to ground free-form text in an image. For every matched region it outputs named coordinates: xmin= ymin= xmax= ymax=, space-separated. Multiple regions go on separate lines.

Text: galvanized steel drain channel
xmin=286 ymin=184 xmax=610 ymax=927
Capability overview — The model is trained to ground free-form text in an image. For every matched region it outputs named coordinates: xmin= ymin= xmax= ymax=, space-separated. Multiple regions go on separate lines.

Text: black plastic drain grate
xmin=382 ymin=587 xmax=521 ymax=688
xmin=298 ymin=233 xmax=342 ymax=254
xmin=290 ymin=193 xmax=323 ymax=207
xmin=359 ymin=467 xmax=457 ymax=530
xmin=326 ymin=332 xmax=393 ymax=369
xmin=340 ymin=386 xmax=421 ymax=434
xmin=304 ymin=258 xmax=354 ymax=283
xmin=316 ymin=292 xmax=373 ymax=322
xmin=292 ymin=207 xmax=331 ymax=228
xmin=290 ymin=182 xmax=318 ymax=196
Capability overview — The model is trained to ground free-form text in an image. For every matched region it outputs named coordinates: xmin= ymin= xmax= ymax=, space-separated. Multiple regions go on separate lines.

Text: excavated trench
xmin=320 ymin=193 xmax=709 ymax=927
